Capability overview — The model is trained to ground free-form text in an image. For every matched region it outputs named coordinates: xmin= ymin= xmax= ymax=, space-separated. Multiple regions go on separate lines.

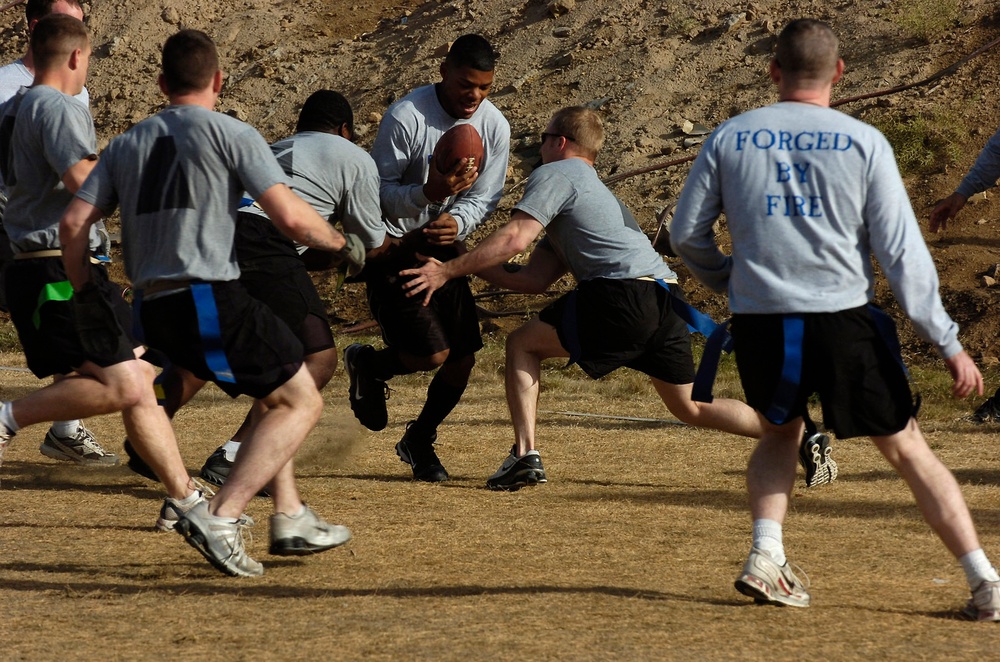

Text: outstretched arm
xmin=945 ymin=350 xmax=984 ymax=399
xmin=476 ymin=238 xmax=567 ymax=294
xmin=399 ymin=211 xmax=543 ymax=305
xmin=928 ymin=192 xmax=967 ymax=233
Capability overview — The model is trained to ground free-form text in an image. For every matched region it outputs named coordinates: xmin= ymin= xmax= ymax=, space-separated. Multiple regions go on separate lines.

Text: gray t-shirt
xmin=241 ymin=131 xmax=385 ymax=251
xmin=0 ymin=85 xmax=99 ymax=252
xmin=76 ymin=104 xmax=289 ymax=288
xmin=515 ymin=158 xmax=675 ymax=282
xmin=0 ymin=59 xmax=89 ymax=194
xmin=671 ymin=101 xmax=960 ymax=358
xmin=371 ymin=84 xmax=510 ymax=239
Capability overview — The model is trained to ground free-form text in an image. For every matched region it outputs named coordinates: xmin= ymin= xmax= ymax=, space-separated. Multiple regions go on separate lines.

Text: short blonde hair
xmin=549 ymin=106 xmax=604 ymax=160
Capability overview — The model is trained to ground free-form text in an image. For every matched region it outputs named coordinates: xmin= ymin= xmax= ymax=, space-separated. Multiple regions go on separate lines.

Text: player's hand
xmin=423 ymin=158 xmax=479 ymax=202
xmin=944 ymin=350 xmax=983 ymax=399
xmin=333 ymin=233 xmax=366 ymax=277
xmin=399 ymin=255 xmax=447 ymax=306
xmin=423 ymin=213 xmax=459 ymax=245
xmin=929 ymin=193 xmax=967 ymax=233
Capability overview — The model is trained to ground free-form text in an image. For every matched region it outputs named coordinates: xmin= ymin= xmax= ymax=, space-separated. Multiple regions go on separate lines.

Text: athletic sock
xmin=752 ymin=518 xmax=786 ymax=565
xmin=959 ymin=549 xmax=1000 ymax=587
xmin=49 ymin=420 xmax=81 ymax=437
xmin=0 ymin=401 xmax=20 ymax=434
xmin=178 ymin=490 xmax=201 ymax=505
xmin=368 ymin=347 xmax=410 ymax=382
xmin=410 ymin=375 xmax=466 ymax=442
xmin=222 ymin=440 xmax=241 ymax=461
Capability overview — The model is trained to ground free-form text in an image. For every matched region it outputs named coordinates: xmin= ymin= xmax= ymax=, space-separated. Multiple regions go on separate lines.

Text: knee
xmin=404 ymin=349 xmax=449 ymax=372
xmin=115 ymin=360 xmax=156 ymax=409
xmin=306 ymin=349 xmax=338 ymax=390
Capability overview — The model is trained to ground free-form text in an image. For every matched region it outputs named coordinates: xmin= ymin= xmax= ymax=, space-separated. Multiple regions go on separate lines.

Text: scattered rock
xmin=162 ymin=7 xmax=180 ymax=24
xmin=548 ymin=0 xmax=575 ymax=17
xmin=225 ymin=107 xmax=247 ymax=121
xmin=367 ymin=111 xmax=382 ymax=124
xmin=722 ymin=12 xmax=746 ymax=34
xmin=982 ymin=275 xmax=997 ymax=288
xmin=553 ymin=27 xmax=572 ymax=38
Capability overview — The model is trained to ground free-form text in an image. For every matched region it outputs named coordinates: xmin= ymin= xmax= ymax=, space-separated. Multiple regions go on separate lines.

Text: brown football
xmin=432 ymin=124 xmax=485 ymax=175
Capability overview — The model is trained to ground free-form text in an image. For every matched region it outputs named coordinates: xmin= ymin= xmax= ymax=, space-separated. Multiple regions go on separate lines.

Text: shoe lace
xmin=383 ymin=383 xmax=393 ymax=401
xmin=190 ymin=477 xmax=217 ymax=498
xmin=73 ymin=425 xmax=112 ymax=454
xmin=786 ymin=560 xmax=811 ymax=591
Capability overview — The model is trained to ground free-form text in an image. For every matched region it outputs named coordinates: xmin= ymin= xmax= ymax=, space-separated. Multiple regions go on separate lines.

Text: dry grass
xmin=2 ymin=342 xmax=1000 ymax=659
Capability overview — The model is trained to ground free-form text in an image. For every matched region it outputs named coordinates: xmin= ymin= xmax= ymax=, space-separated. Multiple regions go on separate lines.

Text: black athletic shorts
xmin=5 ymin=257 xmax=137 ymax=377
xmin=138 ymin=280 xmax=303 ymax=399
xmin=365 ymin=241 xmax=482 ymax=359
xmin=235 ymin=212 xmax=334 ymax=355
xmin=731 ymin=305 xmax=914 ymax=438
xmin=538 ymin=278 xmax=696 ymax=383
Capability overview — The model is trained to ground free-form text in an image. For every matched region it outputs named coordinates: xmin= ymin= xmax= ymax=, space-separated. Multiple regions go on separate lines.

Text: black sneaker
xmin=344 ymin=343 xmax=389 ymax=431
xmin=972 ymin=397 xmax=1000 ymax=424
xmin=395 ymin=421 xmax=448 ymax=482
xmin=798 ymin=432 xmax=838 ymax=488
xmin=123 ymin=438 xmax=159 ymax=482
xmin=486 ymin=447 xmax=547 ymax=491
xmin=200 ymin=446 xmax=270 ymax=497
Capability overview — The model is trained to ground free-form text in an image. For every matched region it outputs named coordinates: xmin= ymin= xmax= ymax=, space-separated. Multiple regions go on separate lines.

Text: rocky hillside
xmin=3 ymin=0 xmax=1000 ymax=361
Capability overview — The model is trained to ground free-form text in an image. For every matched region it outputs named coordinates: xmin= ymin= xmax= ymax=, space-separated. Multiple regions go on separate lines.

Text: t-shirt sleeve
xmin=41 ymin=97 xmax=96 ymax=178
xmin=339 ymin=155 xmax=386 ymax=249
xmin=513 ymin=167 xmax=574 ymax=228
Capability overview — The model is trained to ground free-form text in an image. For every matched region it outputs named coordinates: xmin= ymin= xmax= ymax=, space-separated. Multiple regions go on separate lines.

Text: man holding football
xmin=344 ymin=34 xmax=510 ymax=483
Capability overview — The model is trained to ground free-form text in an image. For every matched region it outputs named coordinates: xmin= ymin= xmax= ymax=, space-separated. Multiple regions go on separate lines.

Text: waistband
xmin=14 ymin=249 xmax=103 ymax=265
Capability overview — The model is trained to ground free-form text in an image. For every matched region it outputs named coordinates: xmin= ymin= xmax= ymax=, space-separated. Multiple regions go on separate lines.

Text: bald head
xmin=774 ymin=19 xmax=840 ymax=88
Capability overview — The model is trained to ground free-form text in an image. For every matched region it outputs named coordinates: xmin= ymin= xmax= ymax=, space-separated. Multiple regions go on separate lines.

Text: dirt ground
xmin=4 ymin=0 xmax=1000 ymax=659
xmin=2 ymin=341 xmax=1000 ymax=660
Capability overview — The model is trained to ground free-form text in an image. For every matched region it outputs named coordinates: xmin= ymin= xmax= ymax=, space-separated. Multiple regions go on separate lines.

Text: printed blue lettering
xmin=776 ymin=161 xmax=792 ymax=182
xmin=794 ymin=132 xmax=814 ymax=150
xmin=833 ymin=133 xmax=852 ymax=151
xmin=815 ymin=132 xmax=831 ymax=150
xmin=735 ymin=131 xmax=750 ymax=151
xmin=752 ymin=129 xmax=776 ymax=149
xmin=766 ymin=195 xmax=781 ymax=216
xmin=778 ymin=131 xmax=792 ymax=151
xmin=792 ymin=162 xmax=810 ymax=183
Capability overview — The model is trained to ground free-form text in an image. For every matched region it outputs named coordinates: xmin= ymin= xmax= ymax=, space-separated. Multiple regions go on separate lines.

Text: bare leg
xmin=230 ymin=346 xmax=337 ymax=443
xmin=747 ymin=417 xmax=804 ymax=523
xmin=873 ymin=417 xmax=981 ymax=558
xmin=119 ymin=359 xmax=192 ymax=499
xmin=208 ymin=365 xmax=322 ymax=519
xmin=652 ymin=379 xmax=764 ymax=438
xmin=504 ymin=318 xmax=569 ymax=456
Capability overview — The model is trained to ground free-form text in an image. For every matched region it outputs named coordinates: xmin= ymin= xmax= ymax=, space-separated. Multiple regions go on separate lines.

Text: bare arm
xmin=61 ymin=157 xmax=98 ymax=194
xmin=399 ymin=211 xmax=544 ymax=305
xmin=476 ymin=239 xmax=567 ymax=294
xmin=59 ymin=197 xmax=105 ymax=289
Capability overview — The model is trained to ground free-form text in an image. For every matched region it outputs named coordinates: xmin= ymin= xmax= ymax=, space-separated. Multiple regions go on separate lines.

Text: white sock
xmin=222 ymin=440 xmax=241 ymax=461
xmin=0 ymin=401 xmax=20 ymax=434
xmin=959 ymin=549 xmax=1000 ymax=587
xmin=752 ymin=519 xmax=786 ymax=565
xmin=49 ymin=420 xmax=81 ymax=437
xmin=177 ymin=490 xmax=201 ymax=505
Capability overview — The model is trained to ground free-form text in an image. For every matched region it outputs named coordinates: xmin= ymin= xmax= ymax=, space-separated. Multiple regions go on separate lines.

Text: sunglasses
xmin=540 ymin=132 xmax=574 ymax=144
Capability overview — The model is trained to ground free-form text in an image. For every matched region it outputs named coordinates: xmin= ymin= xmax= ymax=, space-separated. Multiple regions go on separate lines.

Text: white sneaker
xmin=269 ymin=504 xmax=351 ymax=556
xmin=40 ymin=424 xmax=118 ymax=465
xmin=735 ymin=547 xmax=811 ymax=607
xmin=962 ymin=580 xmax=1000 ymax=622
xmin=0 ymin=426 xmax=14 ymax=487
xmin=175 ymin=501 xmax=263 ymax=577
xmin=156 ymin=490 xmax=209 ymax=532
